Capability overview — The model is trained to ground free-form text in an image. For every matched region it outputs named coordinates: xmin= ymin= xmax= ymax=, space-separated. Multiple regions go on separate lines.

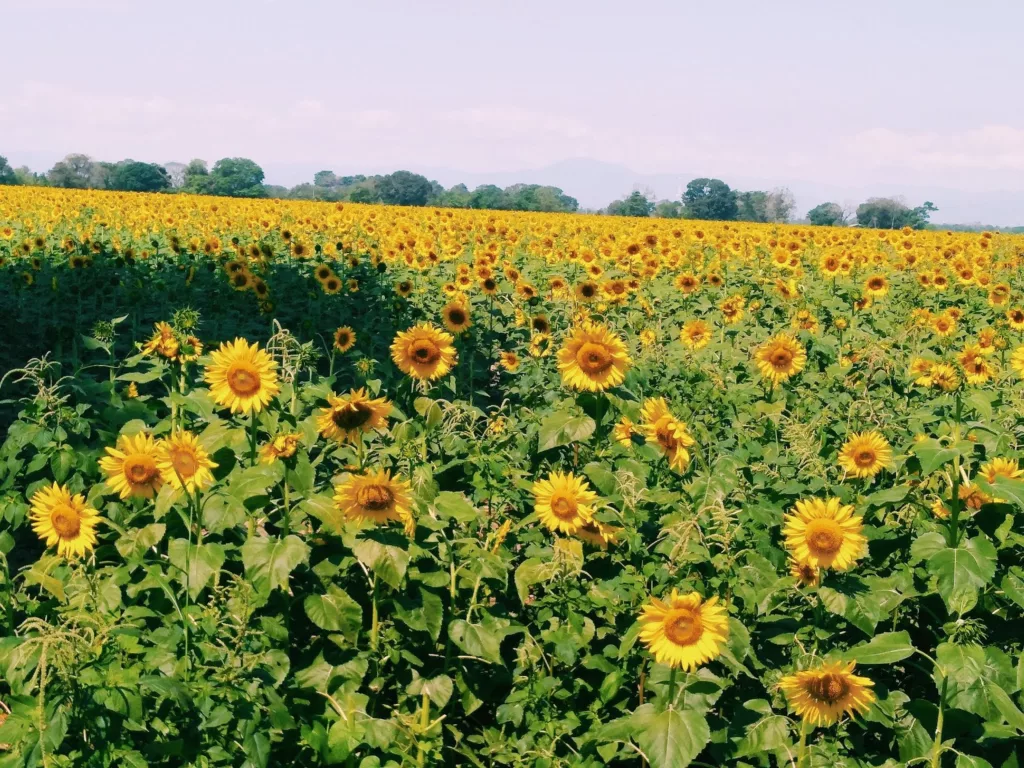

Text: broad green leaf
xmin=449 ymin=619 xmax=502 ymax=663
xmin=352 ymin=531 xmax=409 ymax=589
xmin=927 ymin=537 xmax=997 ymax=615
xmin=537 ymin=411 xmax=595 ymax=452
xmin=304 ymin=586 xmax=362 ymax=641
xmin=115 ymin=523 xmax=166 ymax=559
xmin=168 ymin=540 xmax=226 ymax=600
xmin=633 ymin=705 xmax=710 ymax=768
xmin=911 ymin=439 xmax=959 ymax=475
xmin=241 ymin=535 xmax=310 ymax=593
xmin=845 ymin=631 xmax=915 ymax=664
xmin=432 ymin=491 xmax=478 ymax=523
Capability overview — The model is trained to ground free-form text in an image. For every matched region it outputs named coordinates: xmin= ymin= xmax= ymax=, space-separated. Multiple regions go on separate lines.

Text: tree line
xmin=1 ymin=153 xmax=943 ymax=228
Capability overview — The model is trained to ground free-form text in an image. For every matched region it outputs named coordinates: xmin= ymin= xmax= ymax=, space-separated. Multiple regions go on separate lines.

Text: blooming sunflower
xmin=576 ymin=520 xmax=621 ymax=549
xmin=556 ymin=321 xmax=632 ymax=392
xmin=99 ymin=432 xmax=164 ymax=499
xmin=613 ymin=416 xmax=636 ymax=447
xmin=532 ymin=471 xmax=598 ymax=535
xmin=204 ymin=338 xmax=280 ymax=414
xmin=863 ymin=274 xmax=889 ymax=298
xmin=30 ymin=482 xmax=101 ymax=558
xmin=754 ymin=333 xmax=806 ymax=386
xmin=441 ymin=301 xmax=472 ymax=333
xmin=261 ymin=433 xmax=301 ymax=464
xmin=789 ymin=558 xmax=820 ymax=587
xmin=1006 ymin=309 xmax=1024 ymax=331
xmin=779 ymin=661 xmax=875 ymax=726
xmin=680 ymin=320 xmax=712 ymax=351
xmin=333 ymin=469 xmax=413 ymax=530
xmin=783 ymin=498 xmax=866 ymax=571
xmin=638 ymin=589 xmax=729 ymax=671
xmin=390 ymin=323 xmax=457 ymax=381
xmin=318 ymin=388 xmax=392 ymax=442
xmin=837 ymin=431 xmax=892 ymax=479
xmin=980 ymin=457 xmax=1023 ymax=484
xmin=333 ymin=326 xmax=356 ymax=353
xmin=499 ymin=350 xmax=520 ymax=372
xmin=640 ymin=397 xmax=696 ymax=472
xmin=156 ymin=430 xmax=218 ymax=492
xmin=142 ymin=321 xmax=180 ymax=360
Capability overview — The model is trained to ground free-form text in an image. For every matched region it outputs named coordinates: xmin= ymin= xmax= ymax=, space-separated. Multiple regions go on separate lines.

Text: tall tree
xmin=377 ymin=170 xmax=434 ymax=206
xmin=182 ymin=159 xmax=210 ymax=193
xmin=807 ymin=202 xmax=846 ymax=226
xmin=468 ymin=185 xmax=507 ymax=210
xmin=607 ymin=190 xmax=655 ymax=217
xmin=204 ymin=158 xmax=267 ymax=198
xmin=107 ymin=161 xmax=171 ymax=192
xmin=0 ymin=156 xmax=17 ymax=185
xmin=682 ymin=178 xmax=738 ymax=220
xmin=654 ymin=200 xmax=684 ymax=218
xmin=47 ymin=154 xmax=103 ymax=189
xmin=855 ymin=197 xmax=935 ymax=230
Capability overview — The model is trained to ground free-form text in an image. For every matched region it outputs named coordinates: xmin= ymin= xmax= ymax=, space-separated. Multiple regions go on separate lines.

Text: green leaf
xmin=304 ymin=586 xmax=362 ymax=641
xmin=432 ymin=491 xmax=478 ymax=523
xmin=957 ymin=756 xmax=994 ymax=768
xmin=977 ymin=476 xmax=1024 ymax=509
xmin=241 ymin=535 xmax=310 ymax=593
xmin=352 ymin=531 xmax=409 ymax=589
xmin=538 ymin=411 xmax=595 ymax=452
xmin=911 ymin=438 xmax=960 ymax=475
xmin=409 ymin=674 xmax=454 ymax=708
xmin=845 ymin=631 xmax=915 ymax=664
xmin=515 ymin=557 xmax=555 ymax=605
xmin=988 ymin=683 xmax=1024 ymax=732
xmin=1002 ymin=568 xmax=1024 ymax=610
xmin=910 ymin=531 xmax=947 ymax=563
xmin=927 ymin=536 xmax=997 ymax=615
xmin=632 ymin=705 xmax=710 ymax=768
xmin=115 ymin=523 xmax=166 ymax=559
xmin=167 ymin=540 xmax=226 ymax=600
xmin=449 ymin=619 xmax=503 ymax=664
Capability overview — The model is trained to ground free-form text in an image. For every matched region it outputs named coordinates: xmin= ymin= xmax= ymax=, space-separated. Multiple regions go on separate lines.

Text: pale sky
xmin=4 ymin=0 xmax=1024 ymax=220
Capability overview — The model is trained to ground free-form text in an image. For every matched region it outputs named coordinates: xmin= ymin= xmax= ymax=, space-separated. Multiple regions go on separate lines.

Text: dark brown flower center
xmin=411 ymin=340 xmax=441 ymax=364
xmin=576 ymin=342 xmax=613 ymax=374
xmin=357 ymin=484 xmax=394 ymax=511
xmin=806 ymin=673 xmax=849 ymax=703
xmin=125 ymin=456 xmax=157 ymax=485
xmin=50 ymin=504 xmax=82 ymax=539
xmin=333 ymin=403 xmax=373 ymax=430
xmin=664 ymin=608 xmax=703 ymax=646
xmin=227 ymin=363 xmax=261 ymax=396
xmin=854 ymin=449 xmax=876 ymax=467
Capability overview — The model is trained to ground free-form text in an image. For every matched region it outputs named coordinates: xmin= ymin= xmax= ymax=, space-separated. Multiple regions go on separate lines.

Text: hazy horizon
xmin=5 ymin=0 xmax=1024 ymax=224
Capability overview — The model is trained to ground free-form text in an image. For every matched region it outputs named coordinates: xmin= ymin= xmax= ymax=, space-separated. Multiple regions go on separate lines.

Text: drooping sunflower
xmin=980 ymin=457 xmax=1023 ymax=484
xmin=638 ymin=589 xmax=729 ymax=671
xmin=754 ymin=333 xmax=807 ymax=386
xmin=390 ymin=323 xmax=457 ymax=381
xmin=783 ymin=497 xmax=866 ymax=571
xmin=576 ymin=520 xmax=621 ymax=549
xmin=142 ymin=321 xmax=180 ymax=360
xmin=333 ymin=469 xmax=413 ymax=529
xmin=441 ymin=301 xmax=472 ymax=333
xmin=261 ymin=433 xmax=301 ymax=464
xmin=789 ymin=558 xmax=821 ymax=587
xmin=204 ymin=338 xmax=280 ymax=414
xmin=779 ymin=661 xmax=875 ymax=726
xmin=156 ymin=431 xmax=218 ymax=492
xmin=556 ymin=321 xmax=632 ymax=392
xmin=640 ymin=397 xmax=696 ymax=472
xmin=837 ymin=431 xmax=892 ymax=479
xmin=680 ymin=319 xmax=712 ymax=351
xmin=532 ymin=471 xmax=598 ymax=535
xmin=318 ymin=388 xmax=392 ymax=442
xmin=30 ymin=482 xmax=101 ymax=558
xmin=333 ymin=326 xmax=356 ymax=353
xmin=99 ymin=432 xmax=165 ymax=500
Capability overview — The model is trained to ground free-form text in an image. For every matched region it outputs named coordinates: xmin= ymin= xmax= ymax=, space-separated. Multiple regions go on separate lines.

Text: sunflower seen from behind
xmin=532 ymin=471 xmax=598 ymax=535
xmin=784 ymin=497 xmax=866 ymax=572
xmin=30 ymin=482 xmax=101 ymax=559
xmin=638 ymin=589 xmax=729 ymax=671
xmin=556 ymin=321 xmax=631 ymax=392
xmin=390 ymin=323 xmax=457 ymax=381
xmin=204 ymin=337 xmax=280 ymax=414
xmin=779 ymin=661 xmax=875 ymax=726
xmin=99 ymin=432 xmax=164 ymax=500
xmin=318 ymin=388 xmax=392 ymax=443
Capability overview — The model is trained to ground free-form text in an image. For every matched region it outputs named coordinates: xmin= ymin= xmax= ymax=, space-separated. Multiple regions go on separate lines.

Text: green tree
xmin=182 ymin=159 xmax=210 ymax=193
xmin=434 ymin=183 xmax=471 ymax=208
xmin=47 ymin=153 xmax=103 ymax=189
xmin=377 ymin=170 xmax=433 ymax=206
xmin=0 ymin=156 xmax=17 ymax=185
xmin=106 ymin=161 xmax=171 ymax=192
xmin=313 ymin=170 xmax=340 ymax=188
xmin=807 ymin=202 xmax=846 ymax=226
xmin=682 ymin=178 xmax=738 ymax=220
xmin=348 ymin=185 xmax=381 ymax=204
xmin=855 ymin=197 xmax=935 ymax=229
xmin=202 ymin=158 xmax=267 ymax=198
xmin=468 ymin=185 xmax=508 ymax=210
xmin=607 ymin=190 xmax=654 ymax=217
xmin=654 ymin=200 xmax=684 ymax=218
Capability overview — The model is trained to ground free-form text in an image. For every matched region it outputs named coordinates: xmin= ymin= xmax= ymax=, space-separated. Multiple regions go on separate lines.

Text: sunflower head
xmin=442 ymin=301 xmax=472 ymax=333
xmin=556 ymin=322 xmax=632 ymax=392
xmin=779 ymin=661 xmax=875 ymax=726
xmin=638 ymin=589 xmax=729 ymax=671
xmin=390 ymin=323 xmax=457 ymax=381
xmin=838 ymin=431 xmax=892 ymax=479
xmin=334 ymin=469 xmax=413 ymax=529
xmin=30 ymin=482 xmax=101 ymax=558
xmin=261 ymin=433 xmax=302 ymax=464
xmin=783 ymin=497 xmax=866 ymax=571
xmin=532 ymin=471 xmax=598 ymax=535
xmin=754 ymin=333 xmax=807 ymax=386
xmin=333 ymin=326 xmax=356 ymax=353
xmin=204 ymin=338 xmax=280 ymax=414
xmin=318 ymin=388 xmax=392 ymax=442
xmin=99 ymin=432 xmax=164 ymax=500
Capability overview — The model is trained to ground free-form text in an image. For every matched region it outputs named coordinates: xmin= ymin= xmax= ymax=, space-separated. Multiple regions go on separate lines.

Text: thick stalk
xmin=796 ymin=718 xmax=809 ymax=768
xmin=930 ymin=675 xmax=949 ymax=768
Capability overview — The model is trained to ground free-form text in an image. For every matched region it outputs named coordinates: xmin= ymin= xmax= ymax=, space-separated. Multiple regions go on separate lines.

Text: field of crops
xmin=3 ymin=186 xmax=1024 ymax=767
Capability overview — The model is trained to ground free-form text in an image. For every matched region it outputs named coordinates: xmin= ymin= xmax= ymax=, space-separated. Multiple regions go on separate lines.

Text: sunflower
xmin=442 ymin=301 xmax=472 ymax=333
xmin=499 ymin=350 xmax=520 ymax=372
xmin=927 ymin=362 xmax=960 ymax=391
xmin=156 ymin=431 xmax=218 ymax=492
xmin=932 ymin=313 xmax=956 ymax=337
xmin=575 ymin=281 xmax=599 ymax=302
xmin=333 ymin=326 xmax=356 ymax=353
xmin=30 ymin=482 xmax=101 ymax=558
xmin=959 ymin=345 xmax=994 ymax=385
xmin=613 ymin=416 xmax=636 ymax=447
xmin=680 ymin=320 xmax=712 ymax=351
xmin=980 ymin=457 xmax=1023 ymax=484
xmin=640 ymin=397 xmax=696 ymax=472
xmin=789 ymin=558 xmax=820 ymax=587
xmin=576 ymin=520 xmax=621 ymax=548
xmin=754 ymin=333 xmax=807 ymax=386
xmin=322 ymin=276 xmax=343 ymax=294
xmin=334 ymin=469 xmax=413 ymax=529
xmin=1006 ymin=308 xmax=1024 ymax=331
xmin=863 ymin=274 xmax=889 ymax=298
xmin=261 ymin=433 xmax=301 ymax=464
xmin=142 ymin=321 xmax=180 ymax=360
xmin=783 ymin=497 xmax=866 ymax=571
xmin=532 ymin=471 xmax=598 ymax=535
xmin=638 ymin=590 xmax=729 ymax=671
xmin=314 ymin=264 xmax=333 ymax=283
xmin=480 ymin=277 xmax=498 ymax=295
xmin=837 ymin=431 xmax=892 ymax=479
xmin=556 ymin=321 xmax=632 ymax=392
xmin=204 ymin=338 xmax=280 ymax=413
xmin=99 ymin=432 xmax=165 ymax=499
xmin=396 ymin=279 xmax=414 ymax=297
xmin=318 ymin=388 xmax=392 ymax=442
xmin=779 ymin=661 xmax=875 ymax=726
xmin=390 ymin=323 xmax=457 ymax=381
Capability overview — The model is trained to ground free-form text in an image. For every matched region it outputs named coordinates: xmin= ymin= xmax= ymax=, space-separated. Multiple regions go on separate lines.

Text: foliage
xmin=607 ymin=191 xmax=655 ymax=217
xmin=681 ymin=177 xmax=738 ymax=220
xmin=106 ymin=161 xmax=172 ymax=193
xmin=856 ymin=197 xmax=938 ymax=230
xmin=1 ymin=186 xmax=1024 ymax=768
xmin=807 ymin=202 xmax=847 ymax=227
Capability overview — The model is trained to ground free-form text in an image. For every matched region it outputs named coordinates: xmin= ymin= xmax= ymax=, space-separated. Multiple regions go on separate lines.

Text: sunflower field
xmin=4 ymin=187 xmax=1024 ymax=768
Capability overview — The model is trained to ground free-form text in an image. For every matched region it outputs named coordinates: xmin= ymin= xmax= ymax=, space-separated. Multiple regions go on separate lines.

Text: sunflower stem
xmin=930 ymin=675 xmax=948 ymax=768
xmin=248 ymin=409 xmax=258 ymax=466
xmin=370 ymin=580 xmax=380 ymax=652
xmin=667 ymin=667 xmax=678 ymax=708
xmin=796 ymin=718 xmax=809 ymax=768
xmin=948 ymin=391 xmax=963 ymax=548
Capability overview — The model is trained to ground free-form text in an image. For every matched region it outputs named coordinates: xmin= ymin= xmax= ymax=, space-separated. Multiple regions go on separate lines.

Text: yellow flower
xmin=638 ymin=589 xmax=729 ymax=671
xmin=927 ymin=362 xmax=960 ymax=391
xmin=556 ymin=321 xmax=632 ymax=392
xmin=863 ymin=274 xmax=888 ymax=298
xmin=498 ymin=350 xmax=520 ymax=372
xmin=441 ymin=301 xmax=472 ymax=333
xmin=837 ymin=431 xmax=892 ymax=479
xmin=932 ymin=313 xmax=956 ymax=338
xmin=125 ymin=382 xmax=139 ymax=399
xmin=789 ymin=558 xmax=820 ymax=587
xmin=639 ymin=328 xmax=657 ymax=347
xmin=754 ymin=333 xmax=807 ymax=386
xmin=99 ymin=432 xmax=164 ymax=500
xmin=783 ymin=498 xmax=866 ymax=571
xmin=640 ymin=397 xmax=696 ymax=472
xmin=1006 ymin=308 xmax=1024 ymax=331
xmin=779 ymin=661 xmax=875 ymax=726
xmin=980 ymin=457 xmax=1023 ymax=484
xmin=613 ymin=416 xmax=636 ymax=447
xmin=680 ymin=319 xmax=711 ymax=351
xmin=333 ymin=326 xmax=356 ymax=353
xmin=318 ymin=388 xmax=391 ymax=443
xmin=958 ymin=344 xmax=994 ymax=385
xmin=532 ymin=471 xmax=598 ymax=535
xmin=142 ymin=321 xmax=180 ymax=360
xmin=576 ymin=520 xmax=621 ymax=548
xmin=390 ymin=323 xmax=457 ymax=381
xmin=334 ymin=469 xmax=413 ymax=529
xmin=156 ymin=430 xmax=218 ymax=492
xmin=204 ymin=338 xmax=280 ymax=414
xmin=260 ymin=433 xmax=301 ymax=464
xmin=29 ymin=482 xmax=101 ymax=559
